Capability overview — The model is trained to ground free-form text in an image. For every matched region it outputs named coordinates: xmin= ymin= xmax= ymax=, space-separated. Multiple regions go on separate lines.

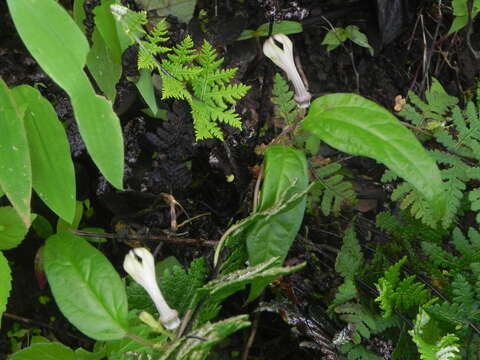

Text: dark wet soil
xmin=1 ymin=0 xmax=479 ymax=358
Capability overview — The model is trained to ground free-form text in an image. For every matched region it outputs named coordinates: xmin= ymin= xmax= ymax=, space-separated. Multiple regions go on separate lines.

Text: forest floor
xmin=1 ymin=0 xmax=479 ymax=359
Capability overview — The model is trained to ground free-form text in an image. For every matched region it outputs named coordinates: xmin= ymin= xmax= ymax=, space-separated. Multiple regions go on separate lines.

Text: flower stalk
xmin=123 ymin=248 xmax=180 ymax=330
xmin=263 ymin=34 xmax=311 ymax=109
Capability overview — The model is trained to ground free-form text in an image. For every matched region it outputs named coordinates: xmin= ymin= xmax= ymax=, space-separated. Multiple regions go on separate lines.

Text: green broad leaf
xmin=9 ymin=342 xmax=76 ymax=360
xmin=93 ymin=0 xmax=122 ymax=60
xmin=44 ymin=232 xmax=128 ymax=340
xmin=0 ymin=206 xmax=30 ymax=250
xmin=238 ymin=21 xmax=303 ymax=40
xmin=74 ymin=348 xmax=105 ymax=360
xmin=135 ymin=0 xmax=197 ymax=23
xmin=302 ymin=93 xmax=446 ymax=222
xmin=87 ymin=29 xmax=122 ymax=101
xmin=448 ymin=0 xmax=480 ymax=34
xmin=73 ymin=0 xmax=87 ymax=33
xmin=247 ymin=145 xmax=308 ymax=267
xmin=7 ymin=0 xmax=124 ymax=189
xmin=0 ymin=187 xmax=4 ymax=198
xmin=12 ymin=85 xmax=76 ymax=223
xmin=136 ymin=69 xmax=159 ymax=116
xmin=344 ymin=25 xmax=373 ymax=56
xmin=0 ymin=251 xmax=12 ymax=324
xmin=321 ymin=28 xmax=348 ymax=52
xmin=194 ymin=257 xmax=305 ymax=305
xmin=0 ymin=78 xmax=31 ymax=227
xmin=87 ymin=0 xmax=123 ymax=101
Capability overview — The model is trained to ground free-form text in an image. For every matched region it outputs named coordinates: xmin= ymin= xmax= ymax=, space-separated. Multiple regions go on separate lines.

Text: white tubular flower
xmin=263 ymin=34 xmax=311 ymax=109
xmin=124 ymin=248 xmax=180 ymax=330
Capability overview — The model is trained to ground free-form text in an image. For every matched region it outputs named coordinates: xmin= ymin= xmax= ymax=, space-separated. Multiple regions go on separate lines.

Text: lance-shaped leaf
xmin=12 ymin=85 xmax=76 ymax=223
xmin=7 ymin=0 xmax=124 ymax=189
xmin=302 ymin=93 xmax=446 ymax=222
xmin=0 ymin=78 xmax=31 ymax=226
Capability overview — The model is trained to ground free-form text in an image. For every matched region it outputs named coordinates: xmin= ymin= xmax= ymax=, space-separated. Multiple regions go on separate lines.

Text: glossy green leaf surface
xmin=12 ymin=85 xmax=76 ymax=223
xmin=0 ymin=79 xmax=31 ymax=227
xmin=73 ymin=0 xmax=87 ymax=33
xmin=9 ymin=342 xmax=75 ymax=360
xmin=302 ymin=93 xmax=446 ymax=221
xmin=246 ymin=145 xmax=308 ymax=266
xmin=136 ymin=69 xmax=159 ymax=116
xmin=238 ymin=21 xmax=303 ymax=40
xmin=7 ymin=0 xmax=124 ymax=189
xmin=44 ymin=232 xmax=128 ymax=340
xmin=87 ymin=0 xmax=122 ymax=101
xmin=0 ymin=251 xmax=12 ymax=324
xmin=0 ymin=206 xmax=29 ymax=250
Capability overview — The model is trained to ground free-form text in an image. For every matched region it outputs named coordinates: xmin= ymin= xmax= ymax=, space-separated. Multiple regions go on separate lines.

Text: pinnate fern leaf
xmin=308 ymin=162 xmax=357 ymax=216
xmin=409 ymin=309 xmax=461 ymax=360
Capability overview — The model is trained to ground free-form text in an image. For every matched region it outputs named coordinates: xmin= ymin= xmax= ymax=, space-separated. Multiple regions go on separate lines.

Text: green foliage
xmin=0 ymin=78 xmax=31 ymax=226
xmin=421 ymin=227 xmax=480 ymax=271
xmin=302 ymin=93 xmax=446 ymax=223
xmin=335 ymin=302 xmax=400 ymax=345
xmin=409 ymin=308 xmax=461 ymax=360
xmin=114 ymin=8 xmax=250 ymax=140
xmin=448 ymin=0 xmax=480 ymax=34
xmin=390 ymin=80 xmax=480 ymax=228
xmin=335 ymin=222 xmax=363 ymax=281
xmin=158 ymin=315 xmax=250 ymax=360
xmin=8 ymin=0 xmax=124 ymax=189
xmin=339 ymin=343 xmax=381 ymax=360
xmin=44 ymin=232 xmax=128 ymax=341
xmin=321 ymin=25 xmax=374 ymax=55
xmin=0 ymin=252 xmax=11 ymax=327
xmin=195 ymin=257 xmax=305 ymax=306
xmin=271 ymin=73 xmax=298 ymax=125
xmin=160 ymin=258 xmax=208 ymax=316
xmin=375 ymin=257 xmax=429 ymax=318
xmin=238 ymin=21 xmax=303 ymax=40
xmin=308 ymin=162 xmax=357 ymax=216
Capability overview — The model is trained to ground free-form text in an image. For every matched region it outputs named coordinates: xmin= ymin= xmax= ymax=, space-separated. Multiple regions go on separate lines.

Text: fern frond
xmin=339 ymin=343 xmax=381 ymax=360
xmin=469 ymin=188 xmax=480 ymax=224
xmin=160 ymin=258 xmax=208 ymax=315
xmin=335 ymin=222 xmax=363 ymax=280
xmin=206 ymin=84 xmax=251 ymax=108
xmin=190 ymin=100 xmax=233 ymax=140
xmin=159 ymin=73 xmax=191 ymax=101
xmin=409 ymin=309 xmax=461 ymax=360
xmin=167 ymin=36 xmax=197 ymax=65
xmin=335 ymin=302 xmax=378 ymax=341
xmin=147 ymin=19 xmax=170 ymax=44
xmin=196 ymin=40 xmax=224 ymax=72
xmin=308 ymin=162 xmax=357 ymax=216
xmin=452 ymin=273 xmax=475 ymax=309
xmin=271 ymin=73 xmax=298 ymax=125
xmin=113 ymin=6 xmax=148 ymax=35
xmin=426 ymin=301 xmax=471 ymax=326
xmin=421 ymin=242 xmax=455 ymax=267
xmin=161 ymin=60 xmax=202 ymax=81
xmin=375 ymin=256 xmax=429 ymax=317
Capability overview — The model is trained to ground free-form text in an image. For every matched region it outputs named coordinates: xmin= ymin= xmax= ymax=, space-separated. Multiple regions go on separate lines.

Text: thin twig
xmin=70 ymin=229 xmax=217 ymax=247
xmin=242 ymin=311 xmax=260 ymax=360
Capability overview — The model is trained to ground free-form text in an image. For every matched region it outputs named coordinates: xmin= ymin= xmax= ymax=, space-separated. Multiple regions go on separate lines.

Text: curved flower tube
xmin=123 ymin=248 xmax=180 ymax=330
xmin=263 ymin=34 xmax=311 ymax=109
